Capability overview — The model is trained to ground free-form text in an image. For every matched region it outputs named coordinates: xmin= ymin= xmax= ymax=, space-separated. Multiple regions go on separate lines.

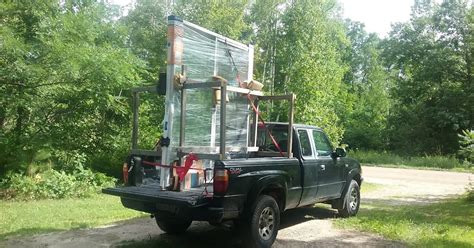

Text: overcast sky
xmin=339 ymin=0 xmax=413 ymax=36
xmin=110 ymin=0 xmax=415 ymax=37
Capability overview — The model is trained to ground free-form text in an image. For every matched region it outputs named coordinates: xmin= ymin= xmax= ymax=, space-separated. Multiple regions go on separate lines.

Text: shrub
xmin=348 ymin=150 xmax=465 ymax=169
xmin=348 ymin=150 xmax=405 ymax=165
xmin=0 ymin=165 xmax=116 ymax=200
xmin=458 ymin=129 xmax=474 ymax=166
xmin=408 ymin=155 xmax=461 ymax=169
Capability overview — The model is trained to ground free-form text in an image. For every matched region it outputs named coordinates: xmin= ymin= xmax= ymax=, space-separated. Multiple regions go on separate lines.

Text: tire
xmin=338 ymin=179 xmax=360 ymax=218
xmin=245 ymin=195 xmax=280 ymax=248
xmin=155 ymin=217 xmax=192 ymax=234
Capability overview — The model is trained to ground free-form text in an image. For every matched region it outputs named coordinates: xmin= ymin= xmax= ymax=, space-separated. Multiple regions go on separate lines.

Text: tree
xmin=341 ymin=21 xmax=391 ymax=150
xmin=0 ymin=0 xmax=144 ymax=175
xmin=382 ymin=0 xmax=473 ymax=154
xmin=272 ymin=0 xmax=349 ymax=143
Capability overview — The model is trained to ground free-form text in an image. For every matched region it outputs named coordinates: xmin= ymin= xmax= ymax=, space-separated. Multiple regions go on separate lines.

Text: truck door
xmin=313 ymin=130 xmax=345 ymax=199
xmin=296 ymin=129 xmax=320 ymax=206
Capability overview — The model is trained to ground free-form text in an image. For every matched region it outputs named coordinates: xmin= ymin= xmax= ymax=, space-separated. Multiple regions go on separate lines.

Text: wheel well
xmin=353 ymin=173 xmax=362 ymax=187
xmin=261 ymin=186 xmax=285 ymax=212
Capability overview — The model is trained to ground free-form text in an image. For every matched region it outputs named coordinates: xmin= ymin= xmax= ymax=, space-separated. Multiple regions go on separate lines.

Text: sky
xmin=109 ymin=0 xmax=415 ymax=37
xmin=339 ymin=0 xmax=413 ymax=37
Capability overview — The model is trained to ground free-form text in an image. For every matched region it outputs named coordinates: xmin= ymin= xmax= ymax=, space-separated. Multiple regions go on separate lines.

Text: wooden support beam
xmin=131 ymin=92 xmax=139 ymax=149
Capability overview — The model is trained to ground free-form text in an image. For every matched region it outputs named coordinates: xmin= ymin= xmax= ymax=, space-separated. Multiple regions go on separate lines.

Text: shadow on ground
xmin=116 ymin=206 xmax=339 ymax=248
xmin=0 ymin=228 xmax=64 ymax=241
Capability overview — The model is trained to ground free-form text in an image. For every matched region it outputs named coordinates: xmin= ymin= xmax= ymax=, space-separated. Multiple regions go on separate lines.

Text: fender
xmin=343 ymin=166 xmax=362 ymax=192
xmin=243 ymin=173 xmax=288 ymax=214
xmin=332 ymin=165 xmax=362 ymax=209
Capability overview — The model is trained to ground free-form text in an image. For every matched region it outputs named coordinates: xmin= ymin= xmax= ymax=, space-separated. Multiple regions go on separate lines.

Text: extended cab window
xmin=312 ymin=130 xmax=332 ymax=156
xmin=298 ymin=129 xmax=313 ymax=157
xmin=257 ymin=126 xmax=289 ymax=152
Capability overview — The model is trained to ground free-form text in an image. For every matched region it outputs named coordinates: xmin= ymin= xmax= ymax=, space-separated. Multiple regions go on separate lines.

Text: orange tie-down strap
xmin=141 ymin=153 xmax=200 ymax=182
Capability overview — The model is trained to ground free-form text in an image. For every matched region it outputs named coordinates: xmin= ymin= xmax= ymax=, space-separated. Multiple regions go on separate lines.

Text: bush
xmin=458 ymin=129 xmax=474 ymax=166
xmin=348 ymin=150 xmax=405 ymax=165
xmin=0 ymin=165 xmax=116 ymax=200
xmin=408 ymin=155 xmax=462 ymax=169
xmin=349 ymin=150 xmax=465 ymax=169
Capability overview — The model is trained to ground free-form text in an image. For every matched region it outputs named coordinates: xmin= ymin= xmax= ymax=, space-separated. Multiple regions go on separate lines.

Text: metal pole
xmin=161 ymin=15 xmax=184 ymax=188
xmin=220 ymin=82 xmax=227 ymax=160
xmin=252 ymin=99 xmax=259 ymax=147
xmin=179 ymin=89 xmax=186 ymax=147
xmin=179 ymin=65 xmax=186 ymax=147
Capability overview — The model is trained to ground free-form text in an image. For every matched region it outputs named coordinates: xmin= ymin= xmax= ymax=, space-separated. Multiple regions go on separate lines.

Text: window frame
xmin=312 ymin=129 xmax=334 ymax=157
xmin=297 ymin=128 xmax=316 ymax=159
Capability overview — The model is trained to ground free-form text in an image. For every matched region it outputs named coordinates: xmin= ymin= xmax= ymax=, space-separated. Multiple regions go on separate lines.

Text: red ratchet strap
xmin=141 ymin=153 xmax=199 ymax=183
xmin=246 ymin=94 xmax=285 ymax=157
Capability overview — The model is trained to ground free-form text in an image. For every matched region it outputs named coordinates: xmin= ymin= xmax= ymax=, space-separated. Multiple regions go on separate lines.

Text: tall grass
xmin=348 ymin=150 xmax=469 ymax=170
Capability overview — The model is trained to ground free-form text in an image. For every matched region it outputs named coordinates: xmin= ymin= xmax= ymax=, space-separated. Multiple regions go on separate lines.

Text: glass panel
xmin=170 ymin=21 xmax=252 ymax=149
xmin=298 ymin=129 xmax=312 ymax=157
xmin=312 ymin=130 xmax=332 ymax=156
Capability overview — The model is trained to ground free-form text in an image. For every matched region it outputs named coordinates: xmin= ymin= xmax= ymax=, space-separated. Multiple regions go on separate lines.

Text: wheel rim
xmin=349 ymin=187 xmax=359 ymax=211
xmin=258 ymin=207 xmax=275 ymax=241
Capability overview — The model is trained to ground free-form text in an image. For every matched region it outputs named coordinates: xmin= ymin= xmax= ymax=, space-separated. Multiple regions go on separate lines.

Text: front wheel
xmin=245 ymin=195 xmax=280 ymax=248
xmin=155 ymin=217 xmax=192 ymax=234
xmin=338 ymin=179 xmax=360 ymax=218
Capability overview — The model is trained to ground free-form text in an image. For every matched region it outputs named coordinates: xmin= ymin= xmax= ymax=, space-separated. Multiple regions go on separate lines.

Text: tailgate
xmin=102 ymin=184 xmax=209 ymax=207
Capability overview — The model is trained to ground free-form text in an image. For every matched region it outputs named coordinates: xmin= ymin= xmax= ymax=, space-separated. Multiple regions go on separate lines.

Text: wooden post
xmin=132 ymin=92 xmax=139 ymax=150
xmin=287 ymin=94 xmax=295 ymax=158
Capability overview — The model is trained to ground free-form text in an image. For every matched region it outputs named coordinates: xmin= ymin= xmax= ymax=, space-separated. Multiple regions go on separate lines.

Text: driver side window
xmin=312 ymin=130 xmax=332 ymax=156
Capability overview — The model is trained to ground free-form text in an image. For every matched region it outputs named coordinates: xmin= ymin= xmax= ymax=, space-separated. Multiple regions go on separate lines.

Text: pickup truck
xmin=103 ymin=122 xmax=362 ymax=248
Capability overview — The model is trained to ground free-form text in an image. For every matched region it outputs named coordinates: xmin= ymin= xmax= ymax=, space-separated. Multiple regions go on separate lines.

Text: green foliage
xmin=341 ymin=21 xmax=391 ymax=150
xmin=458 ymin=129 xmax=474 ymax=165
xmin=250 ymin=0 xmax=348 ymax=144
xmin=0 ymin=165 xmax=116 ymax=200
xmin=0 ymin=0 xmax=145 ymax=176
xmin=349 ymin=150 xmax=466 ymax=170
xmin=382 ymin=0 xmax=473 ymax=155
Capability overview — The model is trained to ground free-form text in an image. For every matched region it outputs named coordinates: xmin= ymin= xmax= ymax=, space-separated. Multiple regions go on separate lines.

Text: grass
xmin=349 ymin=150 xmax=473 ymax=172
xmin=335 ymin=198 xmax=474 ymax=247
xmin=0 ymin=194 xmax=145 ymax=240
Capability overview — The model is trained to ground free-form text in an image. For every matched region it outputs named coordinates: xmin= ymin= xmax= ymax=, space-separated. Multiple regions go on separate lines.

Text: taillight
xmin=122 ymin=163 xmax=129 ymax=184
xmin=213 ymin=168 xmax=229 ymax=195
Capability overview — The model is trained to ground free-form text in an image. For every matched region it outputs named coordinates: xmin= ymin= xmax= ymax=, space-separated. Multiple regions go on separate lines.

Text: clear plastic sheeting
xmin=170 ymin=20 xmax=254 ymax=151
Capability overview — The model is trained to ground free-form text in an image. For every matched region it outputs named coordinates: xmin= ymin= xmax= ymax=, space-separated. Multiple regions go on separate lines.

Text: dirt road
xmin=2 ymin=166 xmax=472 ymax=248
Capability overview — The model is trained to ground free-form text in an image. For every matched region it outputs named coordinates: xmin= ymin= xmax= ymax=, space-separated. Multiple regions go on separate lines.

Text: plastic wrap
xmin=170 ymin=21 xmax=254 ymax=150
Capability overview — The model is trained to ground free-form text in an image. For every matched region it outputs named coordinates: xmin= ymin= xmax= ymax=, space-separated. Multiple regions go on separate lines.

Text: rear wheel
xmin=155 ymin=217 xmax=192 ymax=234
xmin=338 ymin=179 xmax=360 ymax=217
xmin=245 ymin=195 xmax=280 ymax=248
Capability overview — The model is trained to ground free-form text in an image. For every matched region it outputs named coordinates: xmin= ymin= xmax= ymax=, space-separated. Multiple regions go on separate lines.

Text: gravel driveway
xmin=2 ymin=166 xmax=472 ymax=248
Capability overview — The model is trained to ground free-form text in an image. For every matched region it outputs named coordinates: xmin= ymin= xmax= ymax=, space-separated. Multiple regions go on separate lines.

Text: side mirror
xmin=333 ymin=147 xmax=346 ymax=158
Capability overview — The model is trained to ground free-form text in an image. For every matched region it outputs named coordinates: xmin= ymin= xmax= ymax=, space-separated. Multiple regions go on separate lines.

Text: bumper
xmin=102 ymin=186 xmax=244 ymax=222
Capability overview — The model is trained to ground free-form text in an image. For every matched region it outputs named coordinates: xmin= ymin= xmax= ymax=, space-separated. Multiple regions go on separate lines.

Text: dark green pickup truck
xmin=103 ymin=122 xmax=362 ymax=248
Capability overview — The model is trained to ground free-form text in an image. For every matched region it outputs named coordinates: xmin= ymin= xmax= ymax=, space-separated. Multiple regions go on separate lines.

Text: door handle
xmin=320 ymin=164 xmax=326 ymax=171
